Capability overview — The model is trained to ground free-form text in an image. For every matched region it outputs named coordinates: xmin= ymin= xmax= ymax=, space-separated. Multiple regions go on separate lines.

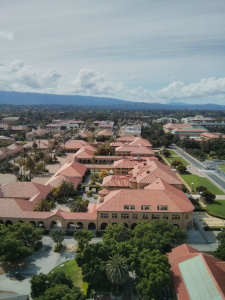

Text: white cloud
xmin=0 ymin=30 xmax=14 ymax=40
xmin=0 ymin=60 xmax=225 ymax=104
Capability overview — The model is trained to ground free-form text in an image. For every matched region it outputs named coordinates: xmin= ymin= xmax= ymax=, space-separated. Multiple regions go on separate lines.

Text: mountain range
xmin=0 ymin=91 xmax=224 ymax=110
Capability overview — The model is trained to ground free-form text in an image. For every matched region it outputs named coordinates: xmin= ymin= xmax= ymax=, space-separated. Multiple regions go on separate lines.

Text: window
xmin=172 ymin=214 xmax=180 ymax=220
xmin=124 ymin=205 xmax=135 ymax=210
xmin=163 ymin=214 xmax=168 ymax=219
xmin=132 ymin=214 xmax=138 ymax=219
xmin=121 ymin=213 xmax=129 ymax=219
xmin=185 ymin=214 xmax=189 ymax=219
xmin=158 ymin=205 xmax=168 ymax=211
xmin=101 ymin=213 xmax=108 ymax=219
xmin=112 ymin=213 xmax=117 ymax=219
xmin=152 ymin=214 xmax=160 ymax=219
xmin=143 ymin=214 xmax=148 ymax=219
xmin=141 ymin=205 xmax=150 ymax=210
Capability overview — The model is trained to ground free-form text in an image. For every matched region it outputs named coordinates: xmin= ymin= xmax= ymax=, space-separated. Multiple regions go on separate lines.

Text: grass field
xmin=168 ymin=150 xmax=178 ymax=156
xmin=207 ymin=200 xmax=225 ymax=218
xmin=218 ymin=164 xmax=225 ymax=172
xmin=180 ymin=174 xmax=224 ymax=195
xmin=165 ymin=156 xmax=189 ymax=167
xmin=48 ymin=260 xmax=83 ymax=288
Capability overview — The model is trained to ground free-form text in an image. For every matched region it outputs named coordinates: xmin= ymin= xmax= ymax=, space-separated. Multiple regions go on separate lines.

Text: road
xmin=171 ymin=145 xmax=225 ymax=192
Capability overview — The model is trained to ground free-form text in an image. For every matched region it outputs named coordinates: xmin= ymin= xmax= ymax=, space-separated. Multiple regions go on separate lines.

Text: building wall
xmin=97 ymin=211 xmax=193 ymax=231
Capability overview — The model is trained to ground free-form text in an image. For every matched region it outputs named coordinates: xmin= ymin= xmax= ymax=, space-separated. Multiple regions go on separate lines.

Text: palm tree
xmin=59 ymin=180 xmax=71 ymax=200
xmin=70 ymin=200 xmax=88 ymax=212
xmin=106 ymin=254 xmax=129 ymax=294
xmin=34 ymin=198 xmax=51 ymax=211
xmin=25 ymin=156 xmax=35 ymax=181
xmin=32 ymin=139 xmax=38 ymax=154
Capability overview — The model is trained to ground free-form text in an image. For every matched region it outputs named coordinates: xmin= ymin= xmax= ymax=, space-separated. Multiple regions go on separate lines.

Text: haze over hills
xmin=0 ymin=91 xmax=224 ymax=110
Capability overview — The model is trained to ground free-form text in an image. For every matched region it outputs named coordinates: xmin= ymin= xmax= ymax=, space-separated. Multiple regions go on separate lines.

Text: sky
xmin=0 ymin=0 xmax=225 ymax=104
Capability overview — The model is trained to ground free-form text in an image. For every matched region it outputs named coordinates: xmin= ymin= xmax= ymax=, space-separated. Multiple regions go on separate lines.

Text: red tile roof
xmin=130 ymin=160 xmax=182 ymax=186
xmin=0 ymin=182 xmax=51 ymax=201
xmin=167 ymin=244 xmax=225 ymax=300
xmin=55 ymin=161 xmax=87 ymax=178
xmin=98 ymin=189 xmax=112 ymax=196
xmin=64 ymin=140 xmax=88 ymax=150
xmin=97 ymin=130 xmax=113 ymax=136
xmin=102 ymin=175 xmax=132 ymax=188
xmin=128 ymin=137 xmax=152 ymax=148
xmin=96 ymin=183 xmax=194 ymax=213
xmin=73 ymin=146 xmax=95 ymax=160
xmin=46 ymin=174 xmax=81 ymax=189
xmin=115 ymin=145 xmax=155 ymax=156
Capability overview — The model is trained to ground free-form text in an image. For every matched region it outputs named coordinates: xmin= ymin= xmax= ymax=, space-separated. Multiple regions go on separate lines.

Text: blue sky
xmin=0 ymin=0 xmax=225 ymax=104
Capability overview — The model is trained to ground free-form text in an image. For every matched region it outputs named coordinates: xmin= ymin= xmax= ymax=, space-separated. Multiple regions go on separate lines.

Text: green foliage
xmin=76 ymin=221 xmax=186 ymax=298
xmin=54 ymin=242 xmax=63 ymax=252
xmin=0 ymin=223 xmax=43 ymax=262
xmin=136 ymin=249 xmax=171 ymax=300
xmin=171 ymin=160 xmax=183 ymax=167
xmin=177 ymin=164 xmax=187 ymax=174
xmin=70 ymin=198 xmax=89 ymax=212
xmin=87 ymin=190 xmax=93 ymax=197
xmin=50 ymin=228 xmax=66 ymax=246
xmin=34 ymin=198 xmax=51 ymax=212
xmin=201 ymin=190 xmax=216 ymax=203
xmin=196 ymin=186 xmax=208 ymax=192
xmin=214 ymin=231 xmax=225 ymax=261
xmin=30 ymin=270 xmax=85 ymax=300
xmin=74 ymin=229 xmax=93 ymax=251
xmin=106 ymin=254 xmax=129 ymax=293
xmin=162 ymin=149 xmax=170 ymax=157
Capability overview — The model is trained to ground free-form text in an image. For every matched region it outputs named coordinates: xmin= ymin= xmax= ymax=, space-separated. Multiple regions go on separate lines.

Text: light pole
xmin=191 ymin=182 xmax=194 ymax=192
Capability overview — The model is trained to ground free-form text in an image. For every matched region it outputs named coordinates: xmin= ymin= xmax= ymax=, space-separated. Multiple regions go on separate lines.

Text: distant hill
xmin=0 ymin=91 xmax=224 ymax=110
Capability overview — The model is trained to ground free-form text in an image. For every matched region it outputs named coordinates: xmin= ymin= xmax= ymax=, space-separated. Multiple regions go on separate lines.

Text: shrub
xmin=54 ymin=242 xmax=63 ymax=252
xmin=87 ymin=190 xmax=93 ymax=197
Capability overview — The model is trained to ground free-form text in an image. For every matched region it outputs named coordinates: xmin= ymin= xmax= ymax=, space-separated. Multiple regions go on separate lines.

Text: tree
xmin=91 ymin=155 xmax=96 ymax=174
xmin=32 ymin=140 xmax=38 ymax=153
xmin=74 ymin=229 xmax=93 ymax=251
xmin=25 ymin=156 xmax=35 ymax=181
xmin=106 ymin=254 xmax=129 ymax=293
xmin=70 ymin=198 xmax=89 ymax=212
xmin=58 ymin=180 xmax=73 ymax=200
xmin=75 ymin=242 xmax=109 ymax=286
xmin=177 ymin=164 xmax=187 ymax=174
xmin=30 ymin=270 xmax=85 ymax=300
xmin=136 ymin=249 xmax=171 ymax=299
xmin=36 ymin=284 xmax=85 ymax=300
xmin=99 ymin=169 xmax=109 ymax=179
xmin=201 ymin=190 xmax=216 ymax=203
xmin=0 ymin=223 xmax=43 ymax=262
xmin=214 ymin=231 xmax=225 ymax=261
xmin=50 ymin=228 xmax=66 ymax=246
xmin=196 ymin=186 xmax=207 ymax=193
xmin=162 ymin=149 xmax=170 ymax=157
xmin=30 ymin=273 xmax=49 ymax=299
xmin=34 ymin=198 xmax=51 ymax=212
xmin=103 ymin=223 xmax=132 ymax=243
xmin=171 ymin=160 xmax=183 ymax=167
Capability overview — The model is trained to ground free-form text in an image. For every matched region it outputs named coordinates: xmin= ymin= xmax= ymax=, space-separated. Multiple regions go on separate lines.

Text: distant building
xmin=91 ymin=120 xmax=114 ymax=131
xmin=0 ymin=136 xmax=15 ymax=143
xmin=26 ymin=129 xmax=48 ymax=141
xmin=201 ymin=132 xmax=225 ymax=140
xmin=163 ymin=123 xmax=208 ymax=138
xmin=120 ymin=124 xmax=142 ymax=137
xmin=46 ymin=120 xmax=84 ymax=132
xmin=153 ymin=117 xmax=179 ymax=124
xmin=181 ymin=115 xmax=215 ymax=124
xmin=2 ymin=117 xmax=20 ymax=123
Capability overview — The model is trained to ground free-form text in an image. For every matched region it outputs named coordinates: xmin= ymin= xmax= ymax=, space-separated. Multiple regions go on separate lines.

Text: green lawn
xmin=165 ymin=156 xmax=189 ymax=167
xmin=180 ymin=174 xmax=224 ymax=195
xmin=48 ymin=260 xmax=83 ymax=288
xmin=218 ymin=164 xmax=225 ymax=172
xmin=168 ymin=149 xmax=178 ymax=156
xmin=207 ymin=200 xmax=225 ymax=218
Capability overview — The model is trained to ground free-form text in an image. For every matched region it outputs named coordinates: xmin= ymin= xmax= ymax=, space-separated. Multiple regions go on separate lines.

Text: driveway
xmin=0 ymin=235 xmax=102 ymax=296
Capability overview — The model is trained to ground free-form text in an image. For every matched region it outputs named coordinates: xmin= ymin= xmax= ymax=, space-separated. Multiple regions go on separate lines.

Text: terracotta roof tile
xmin=97 ymin=130 xmax=113 ymax=136
xmin=102 ymin=175 xmax=132 ymax=188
